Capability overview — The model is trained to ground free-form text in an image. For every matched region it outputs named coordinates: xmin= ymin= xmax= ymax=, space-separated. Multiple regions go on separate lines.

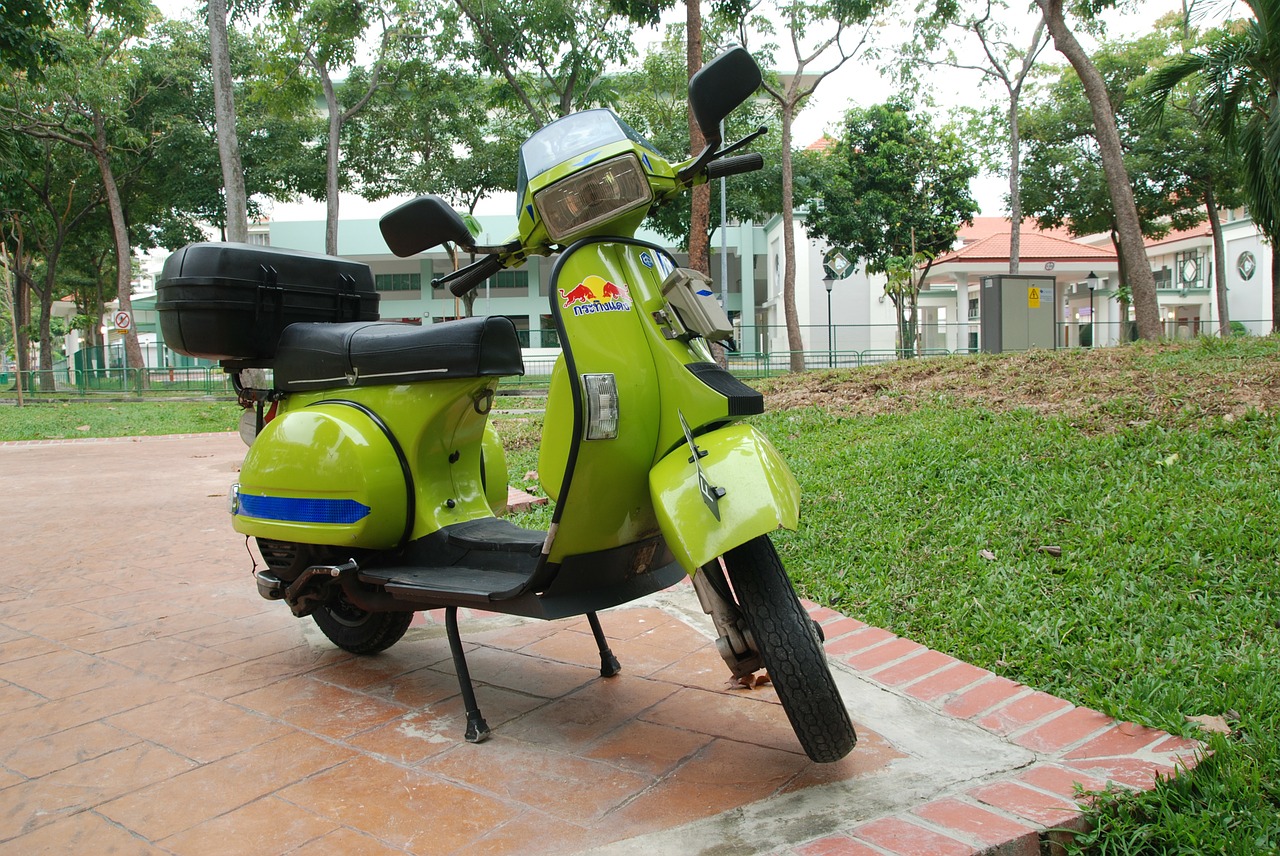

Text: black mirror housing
xmin=380 ymin=195 xmax=474 ymax=258
xmin=688 ymin=46 xmax=762 ymax=146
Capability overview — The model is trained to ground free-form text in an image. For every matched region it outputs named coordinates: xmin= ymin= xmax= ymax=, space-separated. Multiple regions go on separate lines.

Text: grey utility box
xmin=980 ymin=275 xmax=1057 ymax=353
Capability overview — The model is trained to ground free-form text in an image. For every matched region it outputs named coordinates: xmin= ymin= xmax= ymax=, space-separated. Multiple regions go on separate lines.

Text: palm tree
xmin=1145 ymin=0 xmax=1280 ymax=331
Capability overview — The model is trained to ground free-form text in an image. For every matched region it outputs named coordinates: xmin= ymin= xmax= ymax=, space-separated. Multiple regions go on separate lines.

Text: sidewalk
xmin=0 ymin=435 xmax=1200 ymax=855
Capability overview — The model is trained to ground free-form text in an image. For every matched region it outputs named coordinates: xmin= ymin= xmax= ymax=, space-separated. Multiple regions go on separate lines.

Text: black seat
xmin=273 ymin=316 xmax=525 ymax=391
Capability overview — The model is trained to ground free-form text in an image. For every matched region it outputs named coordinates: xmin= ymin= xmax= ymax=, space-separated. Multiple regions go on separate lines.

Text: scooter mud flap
xmin=649 ymin=423 xmax=800 ymax=573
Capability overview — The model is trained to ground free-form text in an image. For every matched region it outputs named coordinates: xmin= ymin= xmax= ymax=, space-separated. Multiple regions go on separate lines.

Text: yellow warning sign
xmin=1028 ymin=287 xmax=1041 ymax=308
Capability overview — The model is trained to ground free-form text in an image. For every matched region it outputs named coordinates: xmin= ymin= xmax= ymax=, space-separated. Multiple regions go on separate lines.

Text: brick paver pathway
xmin=0 ymin=435 xmax=1201 ymax=855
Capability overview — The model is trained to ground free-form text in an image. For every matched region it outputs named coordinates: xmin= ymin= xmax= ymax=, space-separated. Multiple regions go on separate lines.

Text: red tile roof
xmin=957 ymin=218 xmax=1075 ymax=243
xmin=933 ymin=231 xmax=1115 ymax=265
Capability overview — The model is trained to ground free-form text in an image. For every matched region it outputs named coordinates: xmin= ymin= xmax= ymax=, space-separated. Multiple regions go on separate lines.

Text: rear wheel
xmin=722 ymin=535 xmax=857 ymax=763
xmin=312 ymin=597 xmax=413 ymax=655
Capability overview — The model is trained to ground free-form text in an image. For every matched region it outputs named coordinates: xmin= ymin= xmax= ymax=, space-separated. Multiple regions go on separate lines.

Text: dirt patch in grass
xmin=756 ymin=337 xmax=1280 ymax=431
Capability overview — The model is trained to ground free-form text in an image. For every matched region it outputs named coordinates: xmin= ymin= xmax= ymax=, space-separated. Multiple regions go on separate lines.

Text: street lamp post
xmin=823 ymin=274 xmax=835 ymax=367
xmin=1086 ymin=271 xmax=1099 ymax=348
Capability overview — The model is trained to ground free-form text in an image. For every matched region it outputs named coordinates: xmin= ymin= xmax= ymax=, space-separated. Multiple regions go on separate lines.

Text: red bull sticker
xmin=558 ymin=275 xmax=632 ymax=316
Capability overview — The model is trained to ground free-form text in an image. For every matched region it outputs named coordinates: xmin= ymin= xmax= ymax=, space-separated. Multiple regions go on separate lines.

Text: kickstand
xmin=444 ymin=607 xmax=490 ymax=744
xmin=586 ymin=612 xmax=622 ymax=677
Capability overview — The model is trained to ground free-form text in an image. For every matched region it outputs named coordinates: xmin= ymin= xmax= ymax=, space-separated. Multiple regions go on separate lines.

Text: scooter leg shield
xmin=649 ymin=424 xmax=800 ymax=573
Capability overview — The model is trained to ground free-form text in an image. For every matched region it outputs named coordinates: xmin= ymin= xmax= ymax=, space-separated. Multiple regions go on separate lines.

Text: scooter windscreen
xmin=515 ymin=109 xmax=662 ymax=205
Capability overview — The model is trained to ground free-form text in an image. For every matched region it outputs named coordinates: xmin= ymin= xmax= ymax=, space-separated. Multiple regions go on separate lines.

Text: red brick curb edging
xmin=782 ymin=602 xmax=1205 ymax=856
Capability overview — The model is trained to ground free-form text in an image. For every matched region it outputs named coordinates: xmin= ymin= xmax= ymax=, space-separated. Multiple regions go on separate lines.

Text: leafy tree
xmin=132 ymin=18 xmax=323 ymax=245
xmin=1144 ymin=0 xmax=1280 ymax=331
xmin=1135 ymin=19 xmax=1246 ymax=336
xmin=0 ymin=1 xmax=159 ymax=375
xmin=903 ymin=0 xmax=1048 ymax=273
xmin=0 ymin=0 xmax=88 ymax=75
xmin=8 ymin=135 xmax=103 ymax=390
xmin=728 ymin=0 xmax=883 ymax=371
xmin=1034 ymin=0 xmax=1161 ymax=340
xmin=208 ymin=0 xmax=248 ymax=241
xmin=610 ymin=0 xmax=755 ymax=293
xmin=613 ymin=23 xmax=788 ymax=247
xmin=442 ymin=0 xmax=635 ymax=127
xmin=262 ymin=0 xmax=412 ymax=254
xmin=1021 ymin=24 xmax=1244 ymax=336
xmin=804 ymin=98 xmax=978 ymax=355
xmin=341 ymin=53 xmax=509 ymax=208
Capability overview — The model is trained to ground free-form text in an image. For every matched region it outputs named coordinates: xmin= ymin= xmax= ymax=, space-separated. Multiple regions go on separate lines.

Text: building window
xmin=247 ymin=232 xmax=270 ymax=246
xmin=967 ymin=297 xmax=979 ymax=320
xmin=491 ymin=270 xmax=527 ymax=289
xmin=376 ymin=272 xmax=421 ymax=292
xmin=1153 ymin=266 xmax=1172 ymax=289
xmin=1175 ymin=252 xmax=1202 ymax=288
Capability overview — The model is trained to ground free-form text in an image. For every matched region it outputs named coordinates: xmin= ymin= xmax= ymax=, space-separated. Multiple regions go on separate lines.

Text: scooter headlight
xmin=535 ymin=154 xmax=652 ymax=243
xmin=582 ymin=373 xmax=619 ymax=440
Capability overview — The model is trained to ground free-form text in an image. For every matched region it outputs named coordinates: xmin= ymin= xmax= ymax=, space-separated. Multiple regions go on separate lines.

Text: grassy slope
xmin=751 ymin=337 xmax=1280 ymax=854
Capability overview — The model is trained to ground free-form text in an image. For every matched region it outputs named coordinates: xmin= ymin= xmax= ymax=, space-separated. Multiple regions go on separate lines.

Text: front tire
xmin=312 ymin=598 xmax=413 ymax=655
xmin=722 ymin=535 xmax=857 ymax=763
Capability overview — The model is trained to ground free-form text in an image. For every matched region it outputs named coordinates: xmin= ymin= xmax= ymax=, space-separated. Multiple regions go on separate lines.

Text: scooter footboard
xmin=649 ymin=424 xmax=800 ymax=573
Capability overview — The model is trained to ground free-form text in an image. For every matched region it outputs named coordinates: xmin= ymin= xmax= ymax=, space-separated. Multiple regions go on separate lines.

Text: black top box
xmin=157 ymin=242 xmax=380 ymax=364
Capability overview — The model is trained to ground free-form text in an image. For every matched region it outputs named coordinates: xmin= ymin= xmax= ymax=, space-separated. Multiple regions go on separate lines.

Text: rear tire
xmin=722 ymin=535 xmax=857 ymax=763
xmin=312 ymin=598 xmax=413 ymax=655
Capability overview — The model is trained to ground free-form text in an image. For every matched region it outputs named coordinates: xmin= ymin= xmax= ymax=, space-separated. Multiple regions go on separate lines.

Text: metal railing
xmin=6 ymin=319 xmax=1270 ymax=399
xmin=1 ymin=366 xmax=236 ymax=398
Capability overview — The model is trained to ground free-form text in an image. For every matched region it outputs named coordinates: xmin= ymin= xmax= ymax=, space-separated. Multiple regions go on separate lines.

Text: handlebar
xmin=434 ymin=255 xmax=505 ymax=297
xmin=706 ymin=152 xmax=764 ymax=180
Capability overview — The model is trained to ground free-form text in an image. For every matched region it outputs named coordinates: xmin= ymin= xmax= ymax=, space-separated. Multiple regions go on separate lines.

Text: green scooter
xmin=161 ymin=46 xmax=855 ymax=762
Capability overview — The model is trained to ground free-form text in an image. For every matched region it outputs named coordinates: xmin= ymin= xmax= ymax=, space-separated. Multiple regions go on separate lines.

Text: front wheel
xmin=722 ymin=535 xmax=857 ymax=763
xmin=312 ymin=597 xmax=413 ymax=655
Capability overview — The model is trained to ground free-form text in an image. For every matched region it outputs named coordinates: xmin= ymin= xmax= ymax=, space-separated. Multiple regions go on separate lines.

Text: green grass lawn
xmin=0 ymin=400 xmax=240 ymax=441
xmin=7 ymin=336 xmax=1277 ymax=852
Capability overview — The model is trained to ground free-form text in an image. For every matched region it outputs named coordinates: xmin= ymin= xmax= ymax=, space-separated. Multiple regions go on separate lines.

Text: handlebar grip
xmin=438 ymin=255 xmax=504 ymax=298
xmin=706 ymin=152 xmax=764 ymax=180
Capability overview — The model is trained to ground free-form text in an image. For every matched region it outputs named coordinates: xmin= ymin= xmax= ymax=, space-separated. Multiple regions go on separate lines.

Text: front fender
xmin=649 ymin=424 xmax=800 ymax=572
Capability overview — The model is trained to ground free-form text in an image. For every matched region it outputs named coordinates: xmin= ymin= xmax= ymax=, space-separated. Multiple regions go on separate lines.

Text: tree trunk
xmin=1008 ymin=99 xmax=1021 ymax=274
xmin=210 ymin=0 xmax=249 ymax=243
xmin=315 ymin=58 xmax=343 ymax=257
xmin=1037 ymin=0 xmax=1160 ymax=340
xmin=780 ymin=101 xmax=805 ymax=372
xmin=1 ymin=241 xmax=24 ymax=405
xmin=1272 ymin=236 xmax=1280 ymax=334
xmin=37 ymin=282 xmax=54 ymax=392
xmin=686 ymin=1 xmax=709 ymax=276
xmin=1203 ymin=188 xmax=1230 ymax=336
xmin=92 ymin=116 xmax=145 ymax=376
xmin=13 ymin=236 xmax=33 ymax=393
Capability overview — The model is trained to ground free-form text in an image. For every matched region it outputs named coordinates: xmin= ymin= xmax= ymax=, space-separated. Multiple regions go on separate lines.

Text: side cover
xmin=649 ymin=423 xmax=800 ymax=572
xmin=232 ymin=403 xmax=410 ymax=549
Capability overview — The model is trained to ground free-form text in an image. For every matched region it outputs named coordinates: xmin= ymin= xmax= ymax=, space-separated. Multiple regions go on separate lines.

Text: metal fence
xmin=1 ymin=366 xmax=236 ymax=398
xmin=5 ymin=319 xmax=1271 ymax=398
